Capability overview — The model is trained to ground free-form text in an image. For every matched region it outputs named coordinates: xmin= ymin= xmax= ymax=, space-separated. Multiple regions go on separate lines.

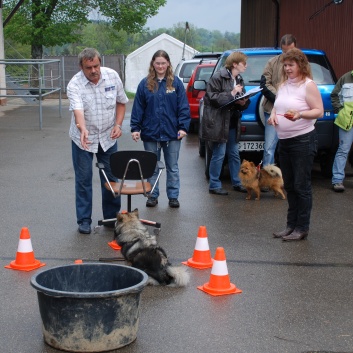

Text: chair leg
xmin=127 ymin=195 xmax=132 ymax=212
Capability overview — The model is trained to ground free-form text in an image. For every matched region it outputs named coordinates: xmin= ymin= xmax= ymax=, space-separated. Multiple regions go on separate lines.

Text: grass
xmin=125 ymin=91 xmax=135 ymax=99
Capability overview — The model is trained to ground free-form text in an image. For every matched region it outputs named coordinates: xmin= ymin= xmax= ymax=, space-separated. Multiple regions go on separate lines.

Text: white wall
xmin=125 ymin=34 xmax=197 ymax=93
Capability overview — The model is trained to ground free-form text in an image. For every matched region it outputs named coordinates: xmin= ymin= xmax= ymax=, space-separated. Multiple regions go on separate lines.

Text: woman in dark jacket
xmin=201 ymin=51 xmax=250 ymax=195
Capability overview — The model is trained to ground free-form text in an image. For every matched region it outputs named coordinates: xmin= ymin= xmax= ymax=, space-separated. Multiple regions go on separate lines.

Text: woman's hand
xmin=177 ymin=130 xmax=187 ymax=139
xmin=131 ymin=132 xmax=140 ymax=142
xmin=267 ymin=114 xmax=278 ymax=126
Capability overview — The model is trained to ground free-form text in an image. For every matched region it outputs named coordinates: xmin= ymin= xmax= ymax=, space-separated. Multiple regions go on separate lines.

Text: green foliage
xmin=2 ymin=0 xmax=167 ymax=58
xmin=4 ymin=4 xmax=240 ymax=57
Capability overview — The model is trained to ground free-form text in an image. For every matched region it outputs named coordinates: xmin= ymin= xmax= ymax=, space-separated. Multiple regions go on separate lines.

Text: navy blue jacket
xmin=130 ymin=76 xmax=191 ymax=142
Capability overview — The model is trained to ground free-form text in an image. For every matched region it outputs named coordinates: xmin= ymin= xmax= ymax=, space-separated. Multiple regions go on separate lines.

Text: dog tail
xmin=263 ymin=164 xmax=282 ymax=178
xmin=166 ymin=265 xmax=190 ymax=287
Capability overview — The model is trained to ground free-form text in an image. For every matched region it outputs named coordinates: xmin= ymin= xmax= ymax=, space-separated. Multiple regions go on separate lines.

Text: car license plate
xmin=238 ymin=141 xmax=264 ymax=151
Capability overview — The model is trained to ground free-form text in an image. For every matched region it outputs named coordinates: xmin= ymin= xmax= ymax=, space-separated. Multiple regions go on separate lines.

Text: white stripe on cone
xmin=17 ymin=239 xmax=34 ymax=253
xmin=211 ymin=260 xmax=228 ymax=276
xmin=194 ymin=237 xmax=210 ymax=251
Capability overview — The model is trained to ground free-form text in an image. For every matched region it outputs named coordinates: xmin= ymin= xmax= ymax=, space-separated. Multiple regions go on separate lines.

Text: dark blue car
xmin=198 ymin=47 xmax=338 ymax=177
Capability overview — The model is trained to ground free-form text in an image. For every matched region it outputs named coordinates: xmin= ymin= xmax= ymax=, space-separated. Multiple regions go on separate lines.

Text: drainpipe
xmin=272 ymin=0 xmax=280 ymax=48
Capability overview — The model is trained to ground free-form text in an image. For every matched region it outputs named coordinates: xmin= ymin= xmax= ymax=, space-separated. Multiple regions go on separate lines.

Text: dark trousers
xmin=72 ymin=141 xmax=121 ymax=225
xmin=278 ymin=130 xmax=318 ymax=232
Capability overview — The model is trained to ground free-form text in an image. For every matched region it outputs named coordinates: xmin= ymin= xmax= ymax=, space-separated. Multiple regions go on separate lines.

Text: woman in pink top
xmin=268 ymin=48 xmax=324 ymax=241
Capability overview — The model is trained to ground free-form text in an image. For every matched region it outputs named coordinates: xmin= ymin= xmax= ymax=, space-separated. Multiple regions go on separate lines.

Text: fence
xmin=0 ymin=58 xmax=62 ymax=129
xmin=44 ymin=54 xmax=125 ymax=93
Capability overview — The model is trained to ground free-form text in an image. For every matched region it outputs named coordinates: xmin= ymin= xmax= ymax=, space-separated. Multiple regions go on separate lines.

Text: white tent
xmin=125 ymin=33 xmax=198 ymax=93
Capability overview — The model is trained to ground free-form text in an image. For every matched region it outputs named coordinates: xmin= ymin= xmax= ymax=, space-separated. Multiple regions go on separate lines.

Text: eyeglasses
xmin=154 ymin=62 xmax=168 ymax=66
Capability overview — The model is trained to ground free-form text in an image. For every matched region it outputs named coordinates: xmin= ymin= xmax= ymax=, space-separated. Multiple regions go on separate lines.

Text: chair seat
xmin=105 ymin=181 xmax=152 ymax=195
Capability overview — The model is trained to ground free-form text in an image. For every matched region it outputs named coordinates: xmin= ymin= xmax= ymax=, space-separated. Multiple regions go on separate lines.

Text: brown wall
xmin=240 ymin=0 xmax=352 ymax=79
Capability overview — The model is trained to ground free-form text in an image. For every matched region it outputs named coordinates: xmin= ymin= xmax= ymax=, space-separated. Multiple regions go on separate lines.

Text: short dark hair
xmin=78 ymin=48 xmax=101 ymax=66
xmin=280 ymin=34 xmax=297 ymax=48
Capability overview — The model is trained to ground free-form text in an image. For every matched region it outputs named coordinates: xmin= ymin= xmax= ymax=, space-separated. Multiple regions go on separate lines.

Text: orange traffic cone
xmin=182 ymin=226 xmax=213 ymax=269
xmin=108 ymin=240 xmax=121 ymax=250
xmin=197 ymin=247 xmax=242 ymax=296
xmin=5 ymin=227 xmax=45 ymax=272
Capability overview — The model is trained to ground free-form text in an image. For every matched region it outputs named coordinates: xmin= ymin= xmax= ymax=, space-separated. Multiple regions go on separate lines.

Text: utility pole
xmin=0 ymin=0 xmax=6 ymax=105
xmin=181 ymin=21 xmax=190 ymax=60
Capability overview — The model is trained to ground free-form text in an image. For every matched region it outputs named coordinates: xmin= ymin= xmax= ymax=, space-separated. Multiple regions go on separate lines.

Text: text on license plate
xmin=238 ymin=141 xmax=264 ymax=151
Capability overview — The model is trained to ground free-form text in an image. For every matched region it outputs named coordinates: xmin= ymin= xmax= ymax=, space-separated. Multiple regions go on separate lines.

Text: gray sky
xmin=145 ymin=0 xmax=241 ymax=33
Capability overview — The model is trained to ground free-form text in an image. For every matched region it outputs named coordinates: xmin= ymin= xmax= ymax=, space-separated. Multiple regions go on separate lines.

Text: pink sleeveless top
xmin=274 ymin=78 xmax=316 ymax=139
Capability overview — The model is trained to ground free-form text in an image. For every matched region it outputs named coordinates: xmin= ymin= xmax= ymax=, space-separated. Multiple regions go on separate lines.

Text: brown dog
xmin=238 ymin=160 xmax=286 ymax=200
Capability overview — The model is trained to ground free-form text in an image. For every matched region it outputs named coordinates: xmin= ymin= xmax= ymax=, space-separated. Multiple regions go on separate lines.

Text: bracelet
xmin=299 ymin=112 xmax=302 ymax=119
xmin=115 ymin=124 xmax=122 ymax=129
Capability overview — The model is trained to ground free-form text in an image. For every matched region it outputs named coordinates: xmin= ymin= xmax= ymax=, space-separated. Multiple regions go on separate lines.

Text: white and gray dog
xmin=114 ymin=209 xmax=189 ymax=287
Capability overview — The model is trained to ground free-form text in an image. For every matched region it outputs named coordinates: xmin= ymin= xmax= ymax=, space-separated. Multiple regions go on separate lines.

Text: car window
xmin=242 ymin=55 xmax=274 ymax=85
xmin=216 ymin=52 xmax=336 ymax=86
xmin=306 ymin=54 xmax=336 ymax=85
xmin=196 ymin=67 xmax=214 ymax=82
xmin=179 ymin=63 xmax=199 ymax=79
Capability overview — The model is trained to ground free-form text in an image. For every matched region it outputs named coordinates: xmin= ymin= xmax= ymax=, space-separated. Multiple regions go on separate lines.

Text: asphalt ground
xmin=1 ymin=98 xmax=353 ymax=353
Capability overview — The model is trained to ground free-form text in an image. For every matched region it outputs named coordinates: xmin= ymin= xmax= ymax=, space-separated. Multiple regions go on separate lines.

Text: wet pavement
xmin=1 ymin=98 xmax=353 ymax=353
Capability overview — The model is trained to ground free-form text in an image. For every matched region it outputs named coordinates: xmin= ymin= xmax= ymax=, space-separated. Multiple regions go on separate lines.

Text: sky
xmin=145 ymin=0 xmax=241 ymax=34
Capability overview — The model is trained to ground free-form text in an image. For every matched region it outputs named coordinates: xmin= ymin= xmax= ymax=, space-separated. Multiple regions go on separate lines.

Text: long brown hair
xmin=280 ymin=48 xmax=312 ymax=84
xmin=147 ymin=50 xmax=174 ymax=92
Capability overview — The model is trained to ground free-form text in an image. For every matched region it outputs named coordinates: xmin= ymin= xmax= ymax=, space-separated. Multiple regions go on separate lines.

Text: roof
xmin=126 ymin=33 xmax=198 ymax=59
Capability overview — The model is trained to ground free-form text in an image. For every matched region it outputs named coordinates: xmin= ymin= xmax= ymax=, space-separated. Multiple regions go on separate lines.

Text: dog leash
xmin=256 ymin=160 xmax=263 ymax=179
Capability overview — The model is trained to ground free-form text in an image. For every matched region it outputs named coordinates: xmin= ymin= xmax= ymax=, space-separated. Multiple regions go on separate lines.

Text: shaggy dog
xmin=114 ymin=209 xmax=189 ymax=287
xmin=238 ymin=160 xmax=286 ymax=201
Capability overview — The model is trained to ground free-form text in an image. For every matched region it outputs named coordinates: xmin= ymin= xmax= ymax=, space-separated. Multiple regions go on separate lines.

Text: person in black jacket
xmin=201 ymin=51 xmax=250 ymax=195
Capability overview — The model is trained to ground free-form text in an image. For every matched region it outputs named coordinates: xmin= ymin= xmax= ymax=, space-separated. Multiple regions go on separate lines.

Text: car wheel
xmin=199 ymin=138 xmax=205 ymax=157
xmin=258 ymin=95 xmax=266 ymax=127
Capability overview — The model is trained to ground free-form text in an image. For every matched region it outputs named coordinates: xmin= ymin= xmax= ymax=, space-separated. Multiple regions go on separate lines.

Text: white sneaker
xmin=333 ymin=183 xmax=345 ymax=192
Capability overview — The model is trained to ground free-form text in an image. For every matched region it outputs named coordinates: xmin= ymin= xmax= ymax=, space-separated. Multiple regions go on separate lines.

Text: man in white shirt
xmin=67 ymin=48 xmax=128 ymax=234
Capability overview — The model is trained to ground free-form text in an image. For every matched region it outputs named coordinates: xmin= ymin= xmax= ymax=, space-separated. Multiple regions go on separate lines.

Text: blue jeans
xmin=72 ymin=142 xmax=121 ymax=225
xmin=262 ymin=112 xmax=279 ymax=166
xmin=143 ymin=140 xmax=181 ymax=199
xmin=209 ymin=128 xmax=241 ymax=190
xmin=278 ymin=130 xmax=318 ymax=232
xmin=332 ymin=127 xmax=353 ymax=184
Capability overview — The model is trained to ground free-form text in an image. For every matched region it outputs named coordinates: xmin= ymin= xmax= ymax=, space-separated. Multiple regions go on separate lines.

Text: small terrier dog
xmin=114 ymin=209 xmax=189 ymax=287
xmin=238 ymin=160 xmax=286 ymax=201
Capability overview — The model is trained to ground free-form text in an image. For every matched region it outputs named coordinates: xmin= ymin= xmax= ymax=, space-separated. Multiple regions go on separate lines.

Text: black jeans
xmin=278 ymin=130 xmax=318 ymax=232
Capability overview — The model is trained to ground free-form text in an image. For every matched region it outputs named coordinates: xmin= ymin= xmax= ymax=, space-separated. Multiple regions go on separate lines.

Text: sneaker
xmin=233 ymin=185 xmax=247 ymax=193
xmin=78 ymin=221 xmax=91 ymax=234
xmin=333 ymin=183 xmax=345 ymax=192
xmin=146 ymin=197 xmax=158 ymax=207
xmin=169 ymin=198 xmax=180 ymax=208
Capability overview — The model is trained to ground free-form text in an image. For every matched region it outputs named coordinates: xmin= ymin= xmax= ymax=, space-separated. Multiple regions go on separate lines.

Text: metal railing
xmin=0 ymin=58 xmax=62 ymax=129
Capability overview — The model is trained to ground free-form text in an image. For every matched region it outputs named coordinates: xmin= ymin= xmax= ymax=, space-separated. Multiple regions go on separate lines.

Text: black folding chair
xmin=96 ymin=150 xmax=164 ymax=234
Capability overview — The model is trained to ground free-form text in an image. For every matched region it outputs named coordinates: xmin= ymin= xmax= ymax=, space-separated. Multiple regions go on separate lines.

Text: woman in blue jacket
xmin=130 ymin=50 xmax=191 ymax=208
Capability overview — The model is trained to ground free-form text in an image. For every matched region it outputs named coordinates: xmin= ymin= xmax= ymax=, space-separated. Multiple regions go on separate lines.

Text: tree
xmin=3 ymin=0 xmax=166 ymax=59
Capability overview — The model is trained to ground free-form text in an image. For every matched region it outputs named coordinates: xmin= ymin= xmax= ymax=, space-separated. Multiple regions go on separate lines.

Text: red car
xmin=186 ymin=62 xmax=216 ymax=131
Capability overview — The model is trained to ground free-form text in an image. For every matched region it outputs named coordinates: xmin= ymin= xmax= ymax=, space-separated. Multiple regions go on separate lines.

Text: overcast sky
xmin=145 ymin=0 xmax=241 ymax=33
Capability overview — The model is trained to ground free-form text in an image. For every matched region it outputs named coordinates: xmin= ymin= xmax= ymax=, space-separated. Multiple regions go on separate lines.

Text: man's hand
xmin=80 ymin=128 xmax=91 ymax=150
xmin=110 ymin=125 xmax=122 ymax=140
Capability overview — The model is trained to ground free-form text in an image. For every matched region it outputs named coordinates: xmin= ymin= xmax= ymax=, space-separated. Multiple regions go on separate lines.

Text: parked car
xmin=174 ymin=58 xmax=217 ymax=89
xmin=186 ymin=62 xmax=216 ymax=131
xmin=196 ymin=47 xmax=338 ymax=178
xmin=192 ymin=52 xmax=223 ymax=60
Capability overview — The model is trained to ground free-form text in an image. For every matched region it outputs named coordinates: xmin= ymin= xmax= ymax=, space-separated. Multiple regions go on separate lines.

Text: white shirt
xmin=67 ymin=67 xmax=129 ymax=152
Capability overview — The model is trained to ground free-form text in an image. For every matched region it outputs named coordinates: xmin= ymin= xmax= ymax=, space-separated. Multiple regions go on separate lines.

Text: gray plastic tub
xmin=30 ymin=263 xmax=148 ymax=352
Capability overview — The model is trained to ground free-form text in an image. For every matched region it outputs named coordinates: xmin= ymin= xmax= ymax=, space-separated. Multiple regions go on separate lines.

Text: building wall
xmin=241 ymin=0 xmax=352 ymax=78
